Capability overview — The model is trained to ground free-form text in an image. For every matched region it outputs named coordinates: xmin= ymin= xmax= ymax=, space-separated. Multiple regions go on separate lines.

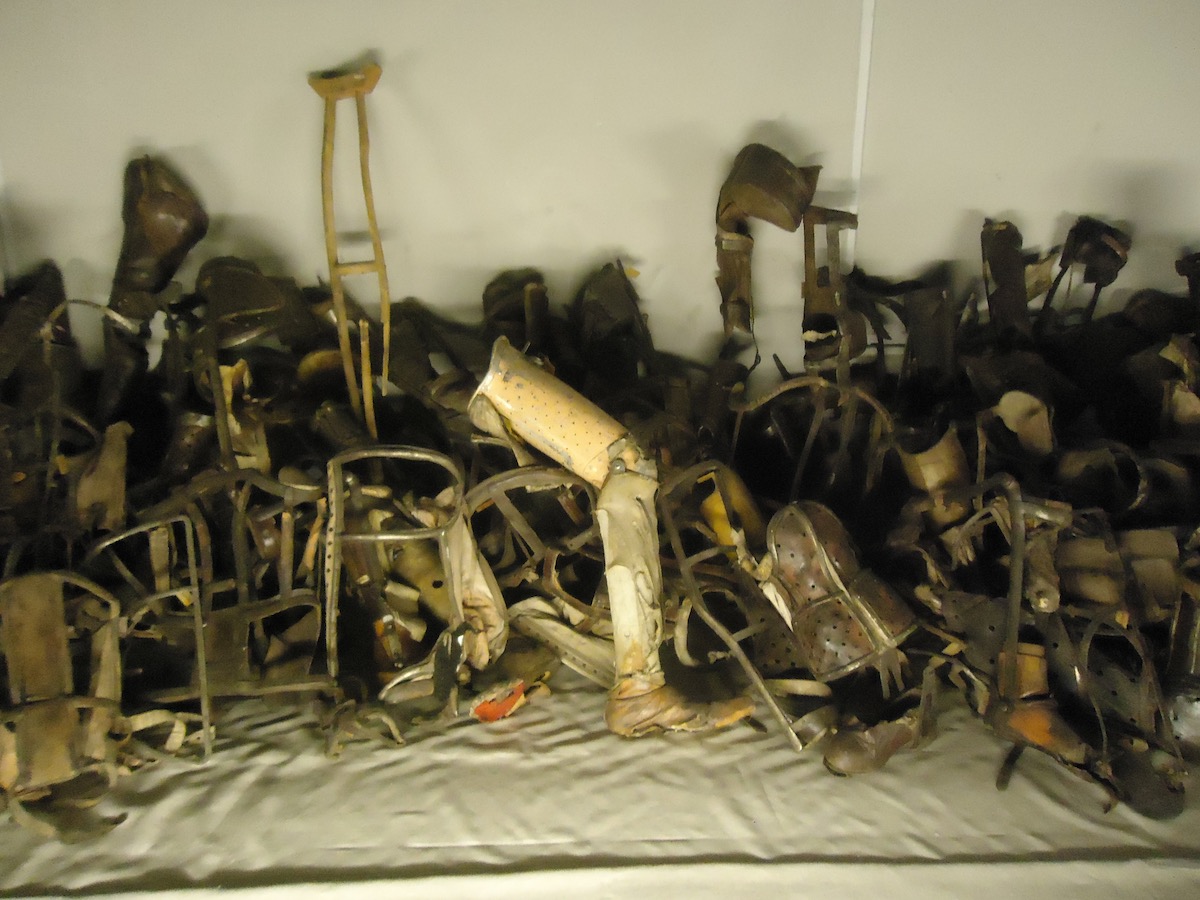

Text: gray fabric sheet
xmin=2 ymin=670 xmax=1197 ymax=897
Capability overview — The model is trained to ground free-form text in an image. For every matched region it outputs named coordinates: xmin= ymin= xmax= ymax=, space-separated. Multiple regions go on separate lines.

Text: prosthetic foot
xmin=605 ymin=674 xmax=754 ymax=737
xmin=822 ymin=708 xmax=924 ymax=776
xmin=823 ymin=670 xmax=939 ymax=776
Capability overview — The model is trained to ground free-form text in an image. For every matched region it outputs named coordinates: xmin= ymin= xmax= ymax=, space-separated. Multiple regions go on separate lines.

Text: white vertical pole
xmin=0 ymin=156 xmax=9 ymax=284
xmin=847 ymin=0 xmax=877 ymax=267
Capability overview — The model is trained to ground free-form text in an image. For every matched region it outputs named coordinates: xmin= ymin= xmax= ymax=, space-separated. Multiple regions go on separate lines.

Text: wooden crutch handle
xmin=308 ymin=62 xmax=382 ymax=100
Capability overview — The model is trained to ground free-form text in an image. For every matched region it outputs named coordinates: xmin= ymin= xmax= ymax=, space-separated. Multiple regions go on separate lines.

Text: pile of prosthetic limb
xmin=3 ymin=73 xmax=1200 ymax=839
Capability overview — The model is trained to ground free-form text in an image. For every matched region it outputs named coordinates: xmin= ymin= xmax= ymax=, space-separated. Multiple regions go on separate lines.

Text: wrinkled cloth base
xmin=1 ymin=669 xmax=1198 ymax=897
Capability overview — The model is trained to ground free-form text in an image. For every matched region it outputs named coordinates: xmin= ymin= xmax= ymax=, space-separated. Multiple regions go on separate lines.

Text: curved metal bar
xmin=658 ymin=495 xmax=805 ymax=754
xmin=324 ymin=446 xmax=467 ymax=682
xmin=83 ymin=514 xmax=212 ymax=758
xmin=931 ymin=473 xmax=1026 ymax=704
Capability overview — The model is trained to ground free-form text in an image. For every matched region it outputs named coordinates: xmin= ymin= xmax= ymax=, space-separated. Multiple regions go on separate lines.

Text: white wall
xmin=856 ymin=0 xmax=1200 ymax=311
xmin=0 ymin=0 xmax=862 ymax=373
xmin=1 ymin=1 xmax=1199 ymax=372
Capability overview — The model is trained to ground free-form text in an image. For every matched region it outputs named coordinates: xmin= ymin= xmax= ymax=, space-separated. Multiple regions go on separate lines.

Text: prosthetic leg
xmin=99 ymin=157 xmax=208 ymax=424
xmin=470 ymin=337 xmax=753 ymax=735
xmin=715 ymin=143 xmax=818 ymax=337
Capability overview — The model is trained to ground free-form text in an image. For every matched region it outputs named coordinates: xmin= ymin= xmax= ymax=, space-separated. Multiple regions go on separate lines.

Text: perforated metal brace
xmin=767 ymin=502 xmax=916 ymax=687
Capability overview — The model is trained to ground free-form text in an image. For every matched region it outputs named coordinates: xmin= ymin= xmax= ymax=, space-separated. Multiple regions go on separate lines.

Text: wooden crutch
xmin=309 ymin=62 xmax=392 ymax=423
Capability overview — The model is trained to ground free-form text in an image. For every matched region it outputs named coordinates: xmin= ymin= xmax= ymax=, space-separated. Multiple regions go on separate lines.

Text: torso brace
xmin=766 ymin=502 xmax=916 ymax=691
